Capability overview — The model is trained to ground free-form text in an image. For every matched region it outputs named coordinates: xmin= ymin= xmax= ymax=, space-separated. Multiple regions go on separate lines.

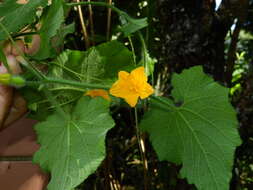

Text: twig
xmin=128 ymin=36 xmax=136 ymax=65
xmin=26 ymin=77 xmax=111 ymax=90
xmin=76 ymin=0 xmax=90 ymax=49
xmin=134 ymin=108 xmax=148 ymax=190
xmin=87 ymin=0 xmax=95 ymax=45
xmin=106 ymin=0 xmax=112 ymax=41
xmin=67 ymin=2 xmax=126 ymax=19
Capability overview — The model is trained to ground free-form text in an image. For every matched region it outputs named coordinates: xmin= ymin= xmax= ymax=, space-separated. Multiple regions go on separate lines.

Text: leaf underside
xmin=34 ymin=97 xmax=115 ymax=190
xmin=141 ymin=66 xmax=241 ymax=190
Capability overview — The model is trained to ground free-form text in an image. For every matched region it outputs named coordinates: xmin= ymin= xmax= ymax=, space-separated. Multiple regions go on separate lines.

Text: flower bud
xmin=0 ymin=73 xmax=11 ymax=85
xmin=0 ymin=74 xmax=25 ymax=87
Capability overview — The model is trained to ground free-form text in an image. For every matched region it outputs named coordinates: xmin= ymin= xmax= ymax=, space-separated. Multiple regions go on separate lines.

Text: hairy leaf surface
xmin=34 ymin=97 xmax=114 ymax=190
xmin=140 ymin=66 xmax=241 ymax=190
xmin=51 ymin=41 xmax=135 ymax=83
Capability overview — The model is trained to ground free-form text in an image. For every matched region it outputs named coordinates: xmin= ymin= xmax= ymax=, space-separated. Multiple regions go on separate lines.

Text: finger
xmin=6 ymin=55 xmax=22 ymax=74
xmin=3 ymin=40 xmax=26 ymax=57
xmin=10 ymin=40 xmax=26 ymax=57
xmin=0 ymin=56 xmax=22 ymax=129
xmin=3 ymin=92 xmax=27 ymax=128
xmin=0 ymin=85 xmax=13 ymax=129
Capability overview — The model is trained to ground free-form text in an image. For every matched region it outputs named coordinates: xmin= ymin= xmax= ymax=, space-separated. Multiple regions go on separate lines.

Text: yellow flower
xmin=109 ymin=66 xmax=154 ymax=107
xmin=85 ymin=89 xmax=111 ymax=101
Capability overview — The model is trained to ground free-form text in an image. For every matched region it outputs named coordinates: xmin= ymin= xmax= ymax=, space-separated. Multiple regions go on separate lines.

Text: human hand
xmin=0 ymin=41 xmax=27 ymax=130
xmin=0 ymin=34 xmax=40 ymax=130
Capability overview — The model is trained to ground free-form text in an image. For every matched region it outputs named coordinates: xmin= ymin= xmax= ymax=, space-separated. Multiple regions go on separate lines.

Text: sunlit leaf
xmin=34 ymin=96 xmax=115 ymax=190
xmin=140 ymin=66 xmax=241 ymax=190
xmin=51 ymin=41 xmax=135 ymax=83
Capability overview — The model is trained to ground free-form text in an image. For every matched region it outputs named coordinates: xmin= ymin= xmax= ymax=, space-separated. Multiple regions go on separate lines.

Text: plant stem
xmin=26 ymin=77 xmax=110 ymax=90
xmin=145 ymin=0 xmax=154 ymax=49
xmin=138 ymin=32 xmax=154 ymax=87
xmin=106 ymin=0 xmax=112 ymax=41
xmin=45 ymin=77 xmax=110 ymax=89
xmin=75 ymin=0 xmax=90 ymax=49
xmin=13 ymin=31 xmax=38 ymax=38
xmin=87 ymin=0 xmax=95 ymax=46
xmin=134 ymin=107 xmax=148 ymax=190
xmin=128 ymin=36 xmax=136 ymax=65
xmin=67 ymin=2 xmax=126 ymax=18
xmin=16 ymin=56 xmax=45 ymax=80
xmin=138 ymin=32 xmax=147 ymax=68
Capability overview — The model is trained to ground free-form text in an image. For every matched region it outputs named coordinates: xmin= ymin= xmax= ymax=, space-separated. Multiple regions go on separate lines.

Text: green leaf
xmin=0 ymin=0 xmax=47 ymax=41
xmin=79 ymin=48 xmax=105 ymax=83
xmin=0 ymin=0 xmax=20 ymax=17
xmin=34 ymin=96 xmax=115 ymax=190
xmin=140 ymin=66 xmax=241 ymax=190
xmin=20 ymin=86 xmax=52 ymax=121
xmin=95 ymin=40 xmax=135 ymax=79
xmin=120 ymin=16 xmax=148 ymax=37
xmin=33 ymin=0 xmax=64 ymax=60
xmin=53 ymin=23 xmax=75 ymax=49
xmin=51 ymin=41 xmax=135 ymax=84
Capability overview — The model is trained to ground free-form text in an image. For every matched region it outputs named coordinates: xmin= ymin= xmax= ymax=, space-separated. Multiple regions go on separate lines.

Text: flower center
xmin=129 ymin=80 xmax=143 ymax=94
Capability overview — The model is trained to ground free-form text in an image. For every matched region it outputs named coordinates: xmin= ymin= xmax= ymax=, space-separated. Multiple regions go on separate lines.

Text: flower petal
xmin=140 ymin=83 xmax=154 ymax=99
xmin=124 ymin=94 xmax=139 ymax=107
xmin=130 ymin=66 xmax=147 ymax=83
xmin=109 ymin=66 xmax=154 ymax=107
xmin=109 ymin=79 xmax=130 ymax=98
xmin=118 ymin=71 xmax=129 ymax=80
xmin=85 ymin=89 xmax=110 ymax=101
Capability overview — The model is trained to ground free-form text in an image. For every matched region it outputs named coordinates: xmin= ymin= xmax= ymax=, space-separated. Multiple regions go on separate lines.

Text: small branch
xmin=134 ymin=108 xmax=148 ymax=190
xmin=87 ymin=0 xmax=95 ymax=45
xmin=26 ymin=77 xmax=110 ymax=90
xmin=12 ymin=31 xmax=38 ymax=38
xmin=128 ymin=36 xmax=136 ymax=65
xmin=76 ymin=0 xmax=90 ymax=49
xmin=106 ymin=0 xmax=112 ymax=41
xmin=67 ymin=2 xmax=125 ymax=17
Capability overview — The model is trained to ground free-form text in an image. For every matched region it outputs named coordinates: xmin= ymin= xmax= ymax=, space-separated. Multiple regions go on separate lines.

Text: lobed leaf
xmin=51 ymin=40 xmax=135 ymax=84
xmin=140 ymin=66 xmax=241 ymax=190
xmin=34 ymin=96 xmax=115 ymax=190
